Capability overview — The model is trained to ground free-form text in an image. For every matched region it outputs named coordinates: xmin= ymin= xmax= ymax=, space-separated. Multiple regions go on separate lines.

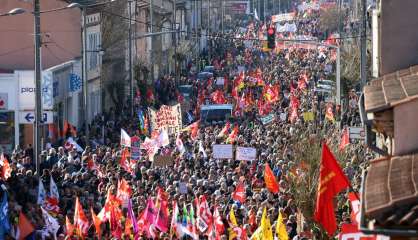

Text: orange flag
xmin=116 ymin=178 xmax=132 ymax=202
xmin=16 ymin=211 xmax=34 ymax=240
xmin=264 ymin=163 xmax=279 ymax=194
xmin=91 ymin=208 xmax=102 ymax=239
xmin=314 ymin=143 xmax=350 ymax=236
xmin=65 ymin=215 xmax=75 ymax=237
xmin=189 ymin=121 xmax=200 ymax=140
xmin=226 ymin=126 xmax=239 ymax=143
xmin=74 ymin=197 xmax=89 ymax=238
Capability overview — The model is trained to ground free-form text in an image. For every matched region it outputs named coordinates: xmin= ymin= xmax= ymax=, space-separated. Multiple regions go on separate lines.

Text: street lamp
xmin=0 ymin=8 xmax=26 ymax=16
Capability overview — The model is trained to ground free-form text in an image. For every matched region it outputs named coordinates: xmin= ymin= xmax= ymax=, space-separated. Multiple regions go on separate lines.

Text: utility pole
xmin=360 ymin=0 xmax=367 ymax=89
xmin=150 ymin=0 xmax=154 ymax=82
xmin=82 ymin=6 xmax=89 ymax=143
xmin=128 ymin=0 xmax=134 ymax=116
xmin=208 ymin=0 xmax=211 ymax=64
xmin=34 ymin=0 xmax=42 ymax=175
xmin=221 ymin=0 xmax=224 ymax=34
xmin=173 ymin=0 xmax=177 ymax=84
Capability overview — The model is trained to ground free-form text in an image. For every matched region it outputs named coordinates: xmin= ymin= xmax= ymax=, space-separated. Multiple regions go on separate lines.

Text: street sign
xmin=19 ymin=111 xmax=53 ymax=124
xmin=349 ymin=127 xmax=365 ymax=140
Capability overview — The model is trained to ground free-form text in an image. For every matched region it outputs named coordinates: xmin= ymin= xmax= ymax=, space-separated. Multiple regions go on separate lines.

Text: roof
xmin=364 ymin=154 xmax=418 ymax=231
xmin=364 ymin=65 xmax=418 ymax=113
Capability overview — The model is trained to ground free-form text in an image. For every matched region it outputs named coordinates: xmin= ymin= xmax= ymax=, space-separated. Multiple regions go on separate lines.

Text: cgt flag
xmin=314 ymin=143 xmax=350 ymax=236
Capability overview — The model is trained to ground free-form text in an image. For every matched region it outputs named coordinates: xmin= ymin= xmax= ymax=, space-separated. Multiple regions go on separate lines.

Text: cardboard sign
xmin=280 ymin=113 xmax=287 ymax=121
xmin=149 ymin=104 xmax=182 ymax=135
xmin=213 ymin=144 xmax=233 ymax=159
xmin=349 ymin=127 xmax=365 ymax=140
xmin=302 ymin=112 xmax=315 ymax=122
xmin=236 ymin=147 xmax=257 ymax=161
xmin=153 ymin=155 xmax=174 ymax=167
xmin=179 ymin=182 xmax=188 ymax=194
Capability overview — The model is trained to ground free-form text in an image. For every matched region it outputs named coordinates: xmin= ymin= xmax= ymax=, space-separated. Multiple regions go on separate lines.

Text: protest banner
xmin=149 ymin=103 xmax=182 ymax=135
xmin=271 ymin=12 xmax=295 ymax=23
xmin=236 ymin=147 xmax=257 ymax=161
xmin=153 ymin=155 xmax=174 ymax=167
xmin=130 ymin=136 xmax=141 ymax=161
xmin=260 ymin=113 xmax=275 ymax=125
xmin=213 ymin=144 xmax=233 ymax=159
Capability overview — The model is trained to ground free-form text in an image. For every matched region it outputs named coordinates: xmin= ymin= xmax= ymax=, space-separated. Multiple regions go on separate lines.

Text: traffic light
xmin=267 ymin=27 xmax=276 ymax=49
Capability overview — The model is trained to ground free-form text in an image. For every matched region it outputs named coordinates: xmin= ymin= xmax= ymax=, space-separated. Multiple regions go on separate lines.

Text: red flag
xmin=348 ymin=193 xmax=360 ymax=225
xmin=339 ymin=128 xmax=350 ymax=151
xmin=146 ymin=88 xmax=155 ymax=102
xmin=198 ymin=195 xmax=212 ymax=234
xmin=155 ymin=188 xmax=169 ymax=233
xmin=217 ymin=121 xmax=230 ymax=138
xmin=264 ymin=163 xmax=280 ymax=194
xmin=91 ymin=208 xmax=102 ymax=239
xmin=314 ymin=143 xmax=350 ymax=236
xmin=257 ymin=99 xmax=272 ymax=116
xmin=139 ymin=198 xmax=157 ymax=238
xmin=232 ymin=181 xmax=246 ymax=203
xmin=231 ymin=86 xmax=239 ymax=100
xmin=74 ymin=197 xmax=89 ymax=238
xmin=177 ymin=91 xmax=184 ymax=103
xmin=65 ymin=215 xmax=75 ymax=237
xmin=211 ymin=90 xmax=227 ymax=104
xmin=212 ymin=206 xmax=224 ymax=236
xmin=119 ymin=148 xmax=134 ymax=174
xmin=338 ymin=223 xmax=376 ymax=240
xmin=0 ymin=154 xmax=12 ymax=180
xmin=16 ymin=211 xmax=35 ymax=240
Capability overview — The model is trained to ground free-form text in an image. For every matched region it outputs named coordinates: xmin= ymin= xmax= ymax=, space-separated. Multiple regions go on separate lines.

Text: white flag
xmin=41 ymin=207 xmax=60 ymax=239
xmin=254 ymin=8 xmax=259 ymax=21
xmin=121 ymin=129 xmax=131 ymax=147
xmin=37 ymin=180 xmax=46 ymax=205
xmin=49 ymin=176 xmax=59 ymax=200
xmin=176 ymin=135 xmax=185 ymax=155
xmin=66 ymin=137 xmax=83 ymax=152
xmin=158 ymin=129 xmax=170 ymax=147
xmin=199 ymin=141 xmax=207 ymax=159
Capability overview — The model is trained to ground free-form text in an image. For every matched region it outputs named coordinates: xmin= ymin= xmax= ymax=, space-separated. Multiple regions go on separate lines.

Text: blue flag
xmin=0 ymin=192 xmax=10 ymax=239
xmin=137 ymin=109 xmax=145 ymax=130
xmin=69 ymin=73 xmax=82 ymax=92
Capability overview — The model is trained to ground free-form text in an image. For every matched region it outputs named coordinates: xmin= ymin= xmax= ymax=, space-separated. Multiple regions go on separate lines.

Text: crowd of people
xmin=0 ymin=2 xmax=370 ymax=240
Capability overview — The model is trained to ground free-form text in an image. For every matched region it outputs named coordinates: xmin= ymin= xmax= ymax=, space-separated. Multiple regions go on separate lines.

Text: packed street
xmin=1 ymin=0 xmax=416 ymax=239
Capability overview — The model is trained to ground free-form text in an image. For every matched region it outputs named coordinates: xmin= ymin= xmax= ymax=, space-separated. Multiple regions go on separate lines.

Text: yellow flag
xmin=251 ymin=208 xmax=273 ymax=240
xmin=275 ymin=212 xmax=289 ymax=240
xmin=228 ymin=208 xmax=238 ymax=240
xmin=229 ymin=208 xmax=238 ymax=226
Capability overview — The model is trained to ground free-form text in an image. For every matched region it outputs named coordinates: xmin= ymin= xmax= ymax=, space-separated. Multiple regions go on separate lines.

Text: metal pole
xmin=336 ymin=47 xmax=341 ymax=106
xmin=272 ymin=0 xmax=275 ymax=15
xmin=208 ymin=0 xmax=211 ymax=64
xmin=129 ymin=0 xmax=134 ymax=116
xmin=360 ymin=0 xmax=367 ymax=89
xmin=150 ymin=0 xmax=154 ymax=82
xmin=279 ymin=0 xmax=281 ymax=13
xmin=221 ymin=0 xmax=224 ymax=35
xmin=173 ymin=0 xmax=177 ymax=83
xmin=82 ymin=7 xmax=89 ymax=143
xmin=34 ymin=0 xmax=42 ymax=174
xmin=263 ymin=0 xmax=266 ymax=20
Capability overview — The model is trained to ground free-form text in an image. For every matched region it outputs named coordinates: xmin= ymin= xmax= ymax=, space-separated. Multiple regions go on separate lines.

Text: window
xmin=88 ymin=32 xmax=100 ymax=70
